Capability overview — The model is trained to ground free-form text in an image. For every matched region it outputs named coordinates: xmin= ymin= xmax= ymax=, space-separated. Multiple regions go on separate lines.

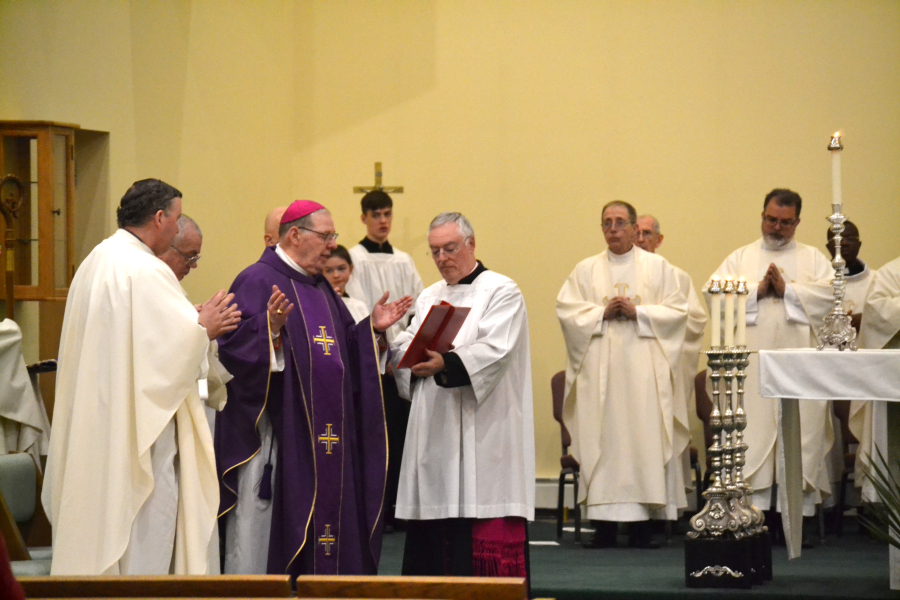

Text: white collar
xmin=275 ymin=245 xmax=311 ymax=276
xmin=607 ymin=246 xmax=635 ymax=263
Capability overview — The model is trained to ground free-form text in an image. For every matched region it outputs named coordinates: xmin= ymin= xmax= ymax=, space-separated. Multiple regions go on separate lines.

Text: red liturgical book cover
xmin=397 ymin=301 xmax=471 ymax=368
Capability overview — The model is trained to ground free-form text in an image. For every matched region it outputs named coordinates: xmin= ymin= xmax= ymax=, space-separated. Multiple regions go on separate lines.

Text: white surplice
xmin=855 ymin=257 xmax=900 ymax=501
xmin=0 ymin=319 xmax=51 ymax=467
xmin=557 ymin=247 xmax=690 ymax=521
xmin=391 ymin=269 xmax=535 ymax=520
xmin=345 ymin=244 xmax=423 ymax=342
xmin=42 ymin=229 xmax=218 ymax=575
xmin=707 ymin=238 xmax=833 ymax=515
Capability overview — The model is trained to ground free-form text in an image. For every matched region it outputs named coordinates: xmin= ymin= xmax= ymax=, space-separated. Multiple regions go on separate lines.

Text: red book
xmin=397 ymin=301 xmax=471 ymax=369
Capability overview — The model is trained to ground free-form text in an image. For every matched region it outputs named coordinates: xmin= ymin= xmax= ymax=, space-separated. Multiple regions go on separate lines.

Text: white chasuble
xmin=43 ymin=229 xmax=217 ymax=575
xmin=557 ymin=248 xmax=690 ymax=521
xmin=707 ymin=238 xmax=834 ymax=514
xmin=391 ymin=270 xmax=535 ymax=521
xmin=345 ymin=245 xmax=423 ymax=342
xmin=0 ymin=318 xmax=51 ymax=466
xmin=855 ymin=258 xmax=900 ymax=501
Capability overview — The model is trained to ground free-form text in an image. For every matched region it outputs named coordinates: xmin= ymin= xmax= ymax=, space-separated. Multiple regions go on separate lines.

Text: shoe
xmin=627 ymin=521 xmax=659 ymax=549
xmin=584 ymin=520 xmax=617 ymax=548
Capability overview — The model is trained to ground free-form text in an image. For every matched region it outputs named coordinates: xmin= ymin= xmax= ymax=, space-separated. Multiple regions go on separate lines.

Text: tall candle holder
xmin=686 ymin=279 xmax=769 ymax=588
xmin=818 ymin=133 xmax=857 ymax=351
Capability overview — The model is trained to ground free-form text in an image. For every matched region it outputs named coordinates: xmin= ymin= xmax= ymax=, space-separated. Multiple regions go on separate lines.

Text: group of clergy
xmin=28 ymin=178 xmax=900 ymax=579
xmin=40 ymin=180 xmax=535 ymax=583
xmin=558 ymin=189 xmax=899 ymax=549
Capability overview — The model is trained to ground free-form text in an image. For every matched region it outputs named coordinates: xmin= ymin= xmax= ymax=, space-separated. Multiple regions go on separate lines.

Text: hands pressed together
xmin=757 ymin=263 xmax=786 ymax=299
xmin=199 ymin=290 xmax=242 ymax=340
xmin=602 ymin=296 xmax=638 ymax=321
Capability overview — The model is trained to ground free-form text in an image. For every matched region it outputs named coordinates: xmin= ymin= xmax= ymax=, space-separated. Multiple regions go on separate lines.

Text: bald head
xmin=635 ymin=214 xmax=663 ymax=253
xmin=264 ymin=206 xmax=287 ymax=247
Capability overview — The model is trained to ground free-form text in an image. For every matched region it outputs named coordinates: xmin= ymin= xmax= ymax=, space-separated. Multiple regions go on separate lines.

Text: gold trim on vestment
xmin=286 ymin=280 xmax=318 ymax=573
xmin=322 ymin=293 xmax=347 ymax=571
xmin=218 ymin=308 xmax=275 ymax=518
xmin=368 ymin=314 xmax=389 ymax=543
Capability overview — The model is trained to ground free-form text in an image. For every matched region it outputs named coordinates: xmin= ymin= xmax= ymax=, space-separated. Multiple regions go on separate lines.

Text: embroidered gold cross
xmin=603 ymin=282 xmax=642 ymax=306
xmin=318 ymin=424 xmax=339 ymax=454
xmin=313 ymin=326 xmax=336 ymax=356
xmin=318 ymin=524 xmax=335 ymax=555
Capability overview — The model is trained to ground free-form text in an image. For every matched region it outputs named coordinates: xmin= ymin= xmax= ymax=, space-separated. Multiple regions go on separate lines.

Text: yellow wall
xmin=3 ymin=0 xmax=899 ymax=479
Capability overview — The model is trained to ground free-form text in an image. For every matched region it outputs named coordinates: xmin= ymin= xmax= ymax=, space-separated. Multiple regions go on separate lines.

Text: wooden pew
xmin=17 ymin=575 xmax=292 ymax=598
xmin=295 ymin=575 xmax=528 ymax=600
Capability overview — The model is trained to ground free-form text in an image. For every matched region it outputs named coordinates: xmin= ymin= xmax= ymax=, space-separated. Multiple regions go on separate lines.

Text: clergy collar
xmin=844 ymin=260 xmax=868 ymax=279
xmin=360 ymin=237 xmax=393 ymax=254
xmin=455 ymin=261 xmax=487 ymax=285
xmin=607 ymin=246 xmax=635 ymax=263
xmin=275 ymin=244 xmax=312 ymax=276
xmin=761 ymin=237 xmax=797 ymax=252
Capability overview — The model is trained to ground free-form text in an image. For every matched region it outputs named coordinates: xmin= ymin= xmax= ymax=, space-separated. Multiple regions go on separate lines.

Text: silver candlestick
xmin=818 ymin=133 xmax=857 ymax=351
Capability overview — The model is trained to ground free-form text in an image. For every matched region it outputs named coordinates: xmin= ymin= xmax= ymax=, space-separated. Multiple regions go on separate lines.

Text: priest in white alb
xmin=856 ymin=253 xmax=900 ymax=500
xmin=42 ymin=179 xmax=240 ymax=575
xmin=391 ymin=212 xmax=534 ymax=579
xmin=0 ymin=318 xmax=51 ymax=468
xmin=706 ymin=189 xmax=834 ymax=525
xmin=557 ymin=201 xmax=690 ymax=549
xmin=634 ymin=214 xmax=708 ymax=503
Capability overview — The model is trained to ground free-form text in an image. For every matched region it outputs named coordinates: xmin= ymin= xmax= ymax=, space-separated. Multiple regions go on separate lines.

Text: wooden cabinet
xmin=0 ymin=121 xmax=77 ymax=305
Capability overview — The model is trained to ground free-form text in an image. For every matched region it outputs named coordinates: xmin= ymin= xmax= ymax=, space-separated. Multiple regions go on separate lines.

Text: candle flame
xmin=833 ymin=131 xmax=840 ymax=137
xmin=738 ymin=276 xmax=746 ymax=283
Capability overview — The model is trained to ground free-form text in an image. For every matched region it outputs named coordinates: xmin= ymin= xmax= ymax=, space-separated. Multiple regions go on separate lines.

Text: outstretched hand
xmin=372 ymin=292 xmax=413 ymax=333
xmin=199 ymin=290 xmax=242 ymax=340
xmin=268 ymin=285 xmax=295 ymax=335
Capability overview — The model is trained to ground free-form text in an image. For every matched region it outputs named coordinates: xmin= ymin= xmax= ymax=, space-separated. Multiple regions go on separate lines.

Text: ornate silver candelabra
xmin=818 ymin=133 xmax=857 ymax=351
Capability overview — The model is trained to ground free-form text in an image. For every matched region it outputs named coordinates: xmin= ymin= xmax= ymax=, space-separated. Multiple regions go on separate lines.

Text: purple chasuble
xmin=215 ymin=247 xmax=387 ymax=576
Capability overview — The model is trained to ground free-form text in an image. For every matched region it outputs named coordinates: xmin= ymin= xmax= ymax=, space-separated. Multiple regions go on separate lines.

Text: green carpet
xmin=378 ymin=518 xmax=895 ymax=599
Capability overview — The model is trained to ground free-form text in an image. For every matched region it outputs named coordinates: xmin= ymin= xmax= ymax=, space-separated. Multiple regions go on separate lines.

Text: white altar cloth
xmin=759 ymin=348 xmax=900 ymax=588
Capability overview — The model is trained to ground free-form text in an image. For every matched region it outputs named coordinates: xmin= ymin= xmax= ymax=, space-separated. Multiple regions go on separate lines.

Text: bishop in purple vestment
xmin=215 ymin=201 xmax=412 ymax=577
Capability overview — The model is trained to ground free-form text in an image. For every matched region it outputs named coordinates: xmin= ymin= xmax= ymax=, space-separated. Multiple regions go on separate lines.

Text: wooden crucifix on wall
xmin=353 ymin=162 xmax=404 ymax=196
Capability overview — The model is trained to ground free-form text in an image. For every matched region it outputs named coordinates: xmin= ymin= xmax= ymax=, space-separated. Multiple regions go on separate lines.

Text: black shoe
xmin=627 ymin=521 xmax=659 ymax=549
xmin=584 ymin=520 xmax=617 ymax=548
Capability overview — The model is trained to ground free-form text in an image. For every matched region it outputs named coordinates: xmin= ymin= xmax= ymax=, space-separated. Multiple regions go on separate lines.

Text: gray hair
xmin=638 ymin=214 xmax=661 ymax=235
xmin=172 ymin=214 xmax=201 ymax=245
xmin=428 ymin=212 xmax=474 ymax=239
xmin=601 ymin=200 xmax=637 ymax=224
xmin=278 ymin=209 xmax=325 ymax=239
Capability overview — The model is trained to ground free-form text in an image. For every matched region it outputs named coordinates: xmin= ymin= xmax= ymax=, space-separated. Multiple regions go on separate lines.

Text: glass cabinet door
xmin=0 ymin=122 xmax=76 ymax=301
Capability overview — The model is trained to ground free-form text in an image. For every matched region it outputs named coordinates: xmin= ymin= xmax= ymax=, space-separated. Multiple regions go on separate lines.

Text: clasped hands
xmin=757 ymin=263 xmax=786 ymax=299
xmin=603 ymin=296 xmax=637 ymax=321
xmin=198 ymin=290 xmax=242 ymax=340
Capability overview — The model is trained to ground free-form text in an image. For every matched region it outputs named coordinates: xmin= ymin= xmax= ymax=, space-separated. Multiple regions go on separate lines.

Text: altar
xmin=759 ymin=348 xmax=900 ymax=589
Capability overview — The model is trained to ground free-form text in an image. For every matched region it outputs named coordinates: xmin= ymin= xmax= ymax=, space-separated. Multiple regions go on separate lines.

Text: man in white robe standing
xmin=345 ymin=190 xmax=424 ymax=529
xmin=635 ymin=214 xmax=708 ymax=507
xmin=42 ymin=179 xmax=240 ymax=575
xmin=391 ymin=212 xmax=534 ymax=580
xmin=706 ymin=189 xmax=834 ymax=533
xmin=857 ymin=252 xmax=900 ymax=500
xmin=557 ymin=201 xmax=690 ymax=549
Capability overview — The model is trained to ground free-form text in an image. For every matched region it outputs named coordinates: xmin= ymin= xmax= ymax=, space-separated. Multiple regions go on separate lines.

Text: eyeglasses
xmin=170 ymin=245 xmax=201 ymax=266
xmin=428 ymin=237 xmax=471 ymax=259
xmin=296 ymin=226 xmax=339 ymax=243
xmin=602 ymin=219 xmax=633 ymax=231
xmin=763 ymin=215 xmax=798 ymax=229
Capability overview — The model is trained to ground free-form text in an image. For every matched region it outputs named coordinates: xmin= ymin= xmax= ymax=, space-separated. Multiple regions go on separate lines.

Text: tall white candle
xmin=736 ymin=277 xmax=748 ymax=346
xmin=830 ymin=132 xmax=842 ymax=210
xmin=710 ymin=277 xmax=721 ymax=347
xmin=724 ymin=277 xmax=735 ymax=347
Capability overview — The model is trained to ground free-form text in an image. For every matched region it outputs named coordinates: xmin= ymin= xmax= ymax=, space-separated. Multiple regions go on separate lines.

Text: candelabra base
xmin=751 ymin=530 xmax=773 ymax=583
xmin=684 ymin=536 xmax=753 ymax=589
